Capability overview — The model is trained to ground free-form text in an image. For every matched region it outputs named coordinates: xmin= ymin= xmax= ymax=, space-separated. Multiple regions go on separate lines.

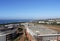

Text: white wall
xmin=42 ymin=36 xmax=57 ymax=41
xmin=0 ymin=35 xmax=6 ymax=41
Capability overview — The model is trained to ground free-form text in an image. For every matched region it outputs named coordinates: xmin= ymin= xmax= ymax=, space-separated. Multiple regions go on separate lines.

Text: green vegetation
xmin=18 ymin=28 xmax=23 ymax=32
xmin=12 ymin=37 xmax=20 ymax=41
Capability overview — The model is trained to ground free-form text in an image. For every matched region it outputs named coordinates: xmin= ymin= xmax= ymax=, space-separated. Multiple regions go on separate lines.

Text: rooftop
xmin=28 ymin=25 xmax=58 ymax=35
xmin=0 ymin=24 xmax=18 ymax=35
xmin=25 ymin=23 xmax=60 ymax=36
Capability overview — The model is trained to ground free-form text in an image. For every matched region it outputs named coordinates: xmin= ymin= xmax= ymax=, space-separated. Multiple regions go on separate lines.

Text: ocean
xmin=0 ymin=19 xmax=31 ymax=24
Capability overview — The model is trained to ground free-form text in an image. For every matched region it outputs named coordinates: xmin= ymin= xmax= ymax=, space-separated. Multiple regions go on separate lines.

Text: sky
xmin=0 ymin=0 xmax=60 ymax=19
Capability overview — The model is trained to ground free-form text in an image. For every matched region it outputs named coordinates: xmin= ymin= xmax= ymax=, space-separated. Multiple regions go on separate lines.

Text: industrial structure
xmin=0 ymin=24 xmax=19 ymax=41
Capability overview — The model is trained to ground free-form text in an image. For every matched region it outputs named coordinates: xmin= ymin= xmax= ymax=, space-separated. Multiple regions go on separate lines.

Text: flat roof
xmin=41 ymin=24 xmax=60 ymax=31
xmin=0 ymin=28 xmax=17 ymax=36
xmin=27 ymin=24 xmax=58 ymax=36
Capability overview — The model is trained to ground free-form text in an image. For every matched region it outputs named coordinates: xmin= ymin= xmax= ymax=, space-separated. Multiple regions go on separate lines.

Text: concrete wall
xmin=25 ymin=30 xmax=36 ymax=41
xmin=34 ymin=36 xmax=42 ymax=41
xmin=57 ymin=36 xmax=60 ymax=40
xmin=42 ymin=36 xmax=57 ymax=41
xmin=0 ymin=35 xmax=6 ymax=41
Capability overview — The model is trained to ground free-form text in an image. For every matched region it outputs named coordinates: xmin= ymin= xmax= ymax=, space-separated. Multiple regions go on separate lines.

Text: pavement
xmin=27 ymin=23 xmax=58 ymax=35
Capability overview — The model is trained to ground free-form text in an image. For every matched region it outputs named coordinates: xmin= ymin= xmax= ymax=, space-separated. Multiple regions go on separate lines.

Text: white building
xmin=0 ymin=35 xmax=6 ymax=41
xmin=38 ymin=21 xmax=45 ymax=23
xmin=56 ymin=21 xmax=60 ymax=24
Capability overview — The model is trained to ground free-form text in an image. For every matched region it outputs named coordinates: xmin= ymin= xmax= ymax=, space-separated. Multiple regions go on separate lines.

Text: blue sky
xmin=0 ymin=0 xmax=60 ymax=19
